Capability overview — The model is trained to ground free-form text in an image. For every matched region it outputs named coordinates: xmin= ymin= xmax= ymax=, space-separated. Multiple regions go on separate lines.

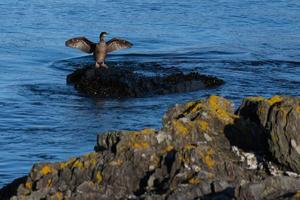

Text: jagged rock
xmin=235 ymin=176 xmax=300 ymax=200
xmin=1 ymin=95 xmax=300 ymax=200
xmin=66 ymin=66 xmax=224 ymax=98
xmin=237 ymin=96 xmax=300 ymax=173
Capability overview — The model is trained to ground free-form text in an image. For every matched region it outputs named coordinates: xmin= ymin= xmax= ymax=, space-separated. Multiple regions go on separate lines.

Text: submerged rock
xmin=66 ymin=65 xmax=224 ymax=98
xmin=1 ymin=95 xmax=300 ymax=200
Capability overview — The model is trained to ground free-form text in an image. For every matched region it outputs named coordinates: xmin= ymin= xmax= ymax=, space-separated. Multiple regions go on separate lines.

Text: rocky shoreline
xmin=1 ymin=95 xmax=300 ymax=200
xmin=66 ymin=65 xmax=224 ymax=98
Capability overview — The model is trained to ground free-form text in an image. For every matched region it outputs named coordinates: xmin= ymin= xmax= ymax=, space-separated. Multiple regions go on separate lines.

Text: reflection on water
xmin=0 ymin=0 xmax=300 ymax=187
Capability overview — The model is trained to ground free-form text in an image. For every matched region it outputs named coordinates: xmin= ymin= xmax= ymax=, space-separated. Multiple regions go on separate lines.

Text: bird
xmin=65 ymin=32 xmax=133 ymax=68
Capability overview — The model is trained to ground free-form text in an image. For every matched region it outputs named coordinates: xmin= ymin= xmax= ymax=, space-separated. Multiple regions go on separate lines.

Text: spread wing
xmin=106 ymin=38 xmax=133 ymax=53
xmin=65 ymin=37 xmax=96 ymax=53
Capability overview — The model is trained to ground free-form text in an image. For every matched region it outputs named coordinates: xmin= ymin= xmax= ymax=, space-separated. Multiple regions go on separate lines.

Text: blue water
xmin=0 ymin=0 xmax=300 ymax=187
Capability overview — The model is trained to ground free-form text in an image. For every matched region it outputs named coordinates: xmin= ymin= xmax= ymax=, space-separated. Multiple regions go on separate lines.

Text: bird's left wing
xmin=106 ymin=38 xmax=133 ymax=53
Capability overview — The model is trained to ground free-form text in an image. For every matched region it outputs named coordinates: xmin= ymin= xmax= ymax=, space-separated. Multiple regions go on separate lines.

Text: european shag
xmin=65 ymin=32 xmax=132 ymax=68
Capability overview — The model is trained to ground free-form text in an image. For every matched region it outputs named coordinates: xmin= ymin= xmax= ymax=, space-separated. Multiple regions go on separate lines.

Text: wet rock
xmin=66 ymin=66 xmax=224 ymax=98
xmin=237 ymin=96 xmax=300 ymax=173
xmin=1 ymin=95 xmax=300 ymax=200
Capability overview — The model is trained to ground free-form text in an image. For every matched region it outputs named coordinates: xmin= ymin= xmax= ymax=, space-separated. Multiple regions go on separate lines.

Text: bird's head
xmin=99 ymin=32 xmax=109 ymax=40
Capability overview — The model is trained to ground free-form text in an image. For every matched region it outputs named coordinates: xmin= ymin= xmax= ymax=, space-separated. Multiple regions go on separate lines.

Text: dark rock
xmin=237 ymin=96 xmax=300 ymax=173
xmin=0 ymin=176 xmax=27 ymax=200
xmin=2 ymin=95 xmax=300 ymax=200
xmin=235 ymin=176 xmax=300 ymax=200
xmin=66 ymin=66 xmax=224 ymax=98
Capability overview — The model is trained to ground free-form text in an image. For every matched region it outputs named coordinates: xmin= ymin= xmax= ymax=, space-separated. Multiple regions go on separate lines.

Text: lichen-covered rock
xmin=66 ymin=66 xmax=224 ymax=98
xmin=1 ymin=95 xmax=300 ymax=200
xmin=237 ymin=96 xmax=300 ymax=173
xmin=235 ymin=176 xmax=300 ymax=200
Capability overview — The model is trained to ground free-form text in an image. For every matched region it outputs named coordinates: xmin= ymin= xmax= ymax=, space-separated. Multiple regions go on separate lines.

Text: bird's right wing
xmin=65 ymin=37 xmax=96 ymax=53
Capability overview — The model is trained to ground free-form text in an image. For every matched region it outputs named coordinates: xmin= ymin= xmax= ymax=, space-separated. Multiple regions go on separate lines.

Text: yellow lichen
xmin=73 ymin=160 xmax=83 ymax=169
xmin=208 ymin=96 xmax=235 ymax=123
xmin=109 ymin=159 xmax=123 ymax=166
xmin=293 ymin=191 xmax=300 ymax=198
xmin=185 ymin=144 xmax=196 ymax=150
xmin=162 ymin=145 xmax=174 ymax=153
xmin=25 ymin=181 xmax=32 ymax=190
xmin=246 ymin=96 xmax=282 ymax=106
xmin=47 ymin=178 xmax=52 ymax=187
xmin=197 ymin=120 xmax=209 ymax=131
xmin=246 ymin=96 xmax=265 ymax=102
xmin=90 ymin=158 xmax=97 ymax=166
xmin=140 ymin=128 xmax=156 ymax=135
xmin=271 ymin=133 xmax=279 ymax=142
xmin=96 ymin=171 xmax=103 ymax=185
xmin=191 ymin=102 xmax=203 ymax=113
xmin=206 ymin=172 xmax=215 ymax=179
xmin=296 ymin=106 xmax=300 ymax=113
xmin=59 ymin=157 xmax=76 ymax=169
xmin=132 ymin=141 xmax=150 ymax=149
xmin=172 ymin=120 xmax=189 ymax=136
xmin=54 ymin=192 xmax=63 ymax=200
xmin=204 ymin=149 xmax=215 ymax=168
xmin=131 ymin=128 xmax=156 ymax=137
xmin=188 ymin=177 xmax=201 ymax=185
xmin=40 ymin=165 xmax=54 ymax=175
xmin=182 ymin=101 xmax=196 ymax=114
xmin=267 ymin=95 xmax=282 ymax=105
xmin=83 ymin=152 xmax=97 ymax=159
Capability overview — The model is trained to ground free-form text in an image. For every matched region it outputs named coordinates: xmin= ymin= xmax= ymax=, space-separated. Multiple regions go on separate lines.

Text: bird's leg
xmin=100 ymin=62 xmax=108 ymax=68
xmin=95 ymin=62 xmax=101 ymax=68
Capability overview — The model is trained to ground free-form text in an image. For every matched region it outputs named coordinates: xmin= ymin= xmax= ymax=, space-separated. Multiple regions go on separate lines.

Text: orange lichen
xmin=172 ymin=120 xmax=189 ymax=136
xmin=25 ymin=181 xmax=32 ymax=190
xmin=40 ymin=165 xmax=54 ymax=175
xmin=188 ymin=177 xmax=201 ymax=185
